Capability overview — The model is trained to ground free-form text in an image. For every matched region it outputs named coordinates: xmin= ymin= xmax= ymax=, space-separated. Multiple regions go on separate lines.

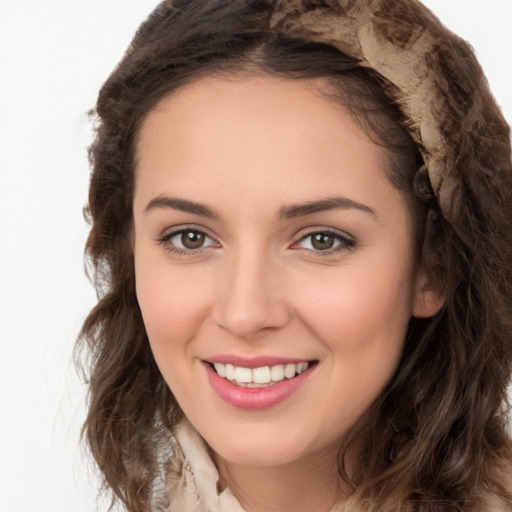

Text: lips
xmin=203 ymin=356 xmax=317 ymax=409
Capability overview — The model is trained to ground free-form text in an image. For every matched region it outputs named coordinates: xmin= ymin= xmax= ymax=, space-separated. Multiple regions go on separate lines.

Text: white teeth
xmin=212 ymin=361 xmax=310 ymax=386
xmin=234 ymin=366 xmax=253 ymax=383
xmin=284 ymin=363 xmax=296 ymax=379
xmin=225 ymin=363 xmax=235 ymax=381
xmin=252 ymin=366 xmax=271 ymax=384
xmin=214 ymin=363 xmax=226 ymax=378
xmin=270 ymin=364 xmax=285 ymax=382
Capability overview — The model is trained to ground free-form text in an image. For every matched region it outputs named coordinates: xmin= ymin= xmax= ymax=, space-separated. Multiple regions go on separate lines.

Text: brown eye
xmin=181 ymin=230 xmax=205 ymax=249
xmin=161 ymin=228 xmax=217 ymax=253
xmin=296 ymin=230 xmax=355 ymax=253
xmin=311 ymin=233 xmax=335 ymax=250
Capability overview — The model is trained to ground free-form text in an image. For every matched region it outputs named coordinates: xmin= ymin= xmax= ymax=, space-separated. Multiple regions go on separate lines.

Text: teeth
xmin=253 ymin=366 xmax=271 ymax=384
xmin=212 ymin=361 xmax=310 ymax=386
xmin=214 ymin=363 xmax=226 ymax=378
xmin=284 ymin=363 xmax=296 ymax=379
xmin=234 ymin=366 xmax=253 ymax=383
xmin=270 ymin=365 xmax=285 ymax=382
xmin=225 ymin=363 xmax=235 ymax=381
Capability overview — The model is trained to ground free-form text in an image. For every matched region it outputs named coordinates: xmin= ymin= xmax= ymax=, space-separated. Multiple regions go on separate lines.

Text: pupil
xmin=182 ymin=231 xmax=205 ymax=249
xmin=312 ymin=233 xmax=334 ymax=250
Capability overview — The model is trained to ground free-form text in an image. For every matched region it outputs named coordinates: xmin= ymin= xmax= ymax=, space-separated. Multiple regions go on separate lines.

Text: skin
xmin=133 ymin=75 xmax=438 ymax=512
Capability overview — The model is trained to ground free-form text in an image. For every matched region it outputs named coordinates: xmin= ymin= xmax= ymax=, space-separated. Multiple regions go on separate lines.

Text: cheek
xmin=134 ymin=254 xmax=213 ymax=361
xmin=292 ymin=257 xmax=414 ymax=366
xmin=290 ymin=261 xmax=414 ymax=432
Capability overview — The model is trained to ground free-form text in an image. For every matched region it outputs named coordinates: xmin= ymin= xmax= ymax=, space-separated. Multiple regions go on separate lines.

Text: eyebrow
xmin=144 ymin=196 xmax=218 ymax=217
xmin=144 ymin=194 xmax=376 ymax=220
xmin=278 ymin=196 xmax=376 ymax=220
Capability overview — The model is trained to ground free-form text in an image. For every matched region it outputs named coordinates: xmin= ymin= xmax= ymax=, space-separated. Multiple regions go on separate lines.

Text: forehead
xmin=134 ymin=75 xmax=394 ymax=206
xmin=137 ymin=74 xmax=352 ymax=155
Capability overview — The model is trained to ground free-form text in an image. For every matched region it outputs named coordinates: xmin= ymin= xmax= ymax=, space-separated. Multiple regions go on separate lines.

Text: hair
xmin=76 ymin=1 xmax=512 ymax=511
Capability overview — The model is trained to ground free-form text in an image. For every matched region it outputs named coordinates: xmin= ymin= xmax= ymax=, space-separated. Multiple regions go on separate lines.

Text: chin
xmin=199 ymin=419 xmax=326 ymax=469
xmin=212 ymin=441 xmax=306 ymax=468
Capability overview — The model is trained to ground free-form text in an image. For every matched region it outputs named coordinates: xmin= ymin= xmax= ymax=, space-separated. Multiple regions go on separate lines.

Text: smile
xmin=203 ymin=358 xmax=317 ymax=409
xmin=212 ymin=361 xmax=310 ymax=387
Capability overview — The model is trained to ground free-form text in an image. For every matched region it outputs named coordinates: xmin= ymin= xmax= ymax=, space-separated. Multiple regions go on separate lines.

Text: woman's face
xmin=133 ymin=75 xmax=430 ymax=469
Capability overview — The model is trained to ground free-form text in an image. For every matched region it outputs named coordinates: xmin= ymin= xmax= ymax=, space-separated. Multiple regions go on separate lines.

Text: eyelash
xmin=156 ymin=226 xmax=219 ymax=256
xmin=156 ymin=226 xmax=356 ymax=257
xmin=292 ymin=229 xmax=356 ymax=255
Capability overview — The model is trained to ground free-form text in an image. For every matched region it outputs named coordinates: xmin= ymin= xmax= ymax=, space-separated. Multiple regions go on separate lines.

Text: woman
xmin=77 ymin=1 xmax=512 ymax=510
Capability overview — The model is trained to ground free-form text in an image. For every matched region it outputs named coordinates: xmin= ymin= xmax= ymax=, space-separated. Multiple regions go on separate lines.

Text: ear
xmin=412 ymin=264 xmax=444 ymax=318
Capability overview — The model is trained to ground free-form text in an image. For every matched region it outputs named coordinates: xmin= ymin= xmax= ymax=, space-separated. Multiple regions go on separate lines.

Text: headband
xmin=269 ymin=0 xmax=511 ymax=223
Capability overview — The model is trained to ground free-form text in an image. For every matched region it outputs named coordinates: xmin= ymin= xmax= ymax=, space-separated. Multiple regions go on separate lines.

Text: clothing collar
xmin=165 ymin=417 xmax=245 ymax=511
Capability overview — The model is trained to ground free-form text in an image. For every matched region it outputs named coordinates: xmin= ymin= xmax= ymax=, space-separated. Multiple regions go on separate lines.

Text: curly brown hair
xmin=76 ymin=1 xmax=512 ymax=510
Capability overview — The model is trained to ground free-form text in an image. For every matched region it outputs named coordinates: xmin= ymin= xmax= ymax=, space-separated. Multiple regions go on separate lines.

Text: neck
xmin=212 ymin=449 xmax=348 ymax=512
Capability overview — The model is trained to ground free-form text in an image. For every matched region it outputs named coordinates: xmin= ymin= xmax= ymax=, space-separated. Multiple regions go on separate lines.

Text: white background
xmin=0 ymin=1 xmax=511 ymax=511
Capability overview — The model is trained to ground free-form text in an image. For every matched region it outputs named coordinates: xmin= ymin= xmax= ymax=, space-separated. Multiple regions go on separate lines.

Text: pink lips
xmin=203 ymin=357 xmax=315 ymax=410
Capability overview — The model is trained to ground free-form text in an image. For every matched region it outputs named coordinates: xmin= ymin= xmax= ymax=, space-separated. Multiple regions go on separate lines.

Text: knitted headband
xmin=268 ymin=0 xmax=511 ymax=224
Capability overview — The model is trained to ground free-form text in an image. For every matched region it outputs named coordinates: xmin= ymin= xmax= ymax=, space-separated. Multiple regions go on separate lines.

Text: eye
xmin=173 ymin=230 xmax=209 ymax=250
xmin=158 ymin=228 xmax=218 ymax=253
xmin=295 ymin=230 xmax=355 ymax=253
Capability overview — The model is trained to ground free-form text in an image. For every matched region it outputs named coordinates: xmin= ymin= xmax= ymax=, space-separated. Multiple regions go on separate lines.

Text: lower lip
xmin=203 ymin=362 xmax=315 ymax=410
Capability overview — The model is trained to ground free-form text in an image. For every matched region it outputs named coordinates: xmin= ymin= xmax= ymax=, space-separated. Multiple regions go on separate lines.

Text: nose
xmin=212 ymin=248 xmax=291 ymax=340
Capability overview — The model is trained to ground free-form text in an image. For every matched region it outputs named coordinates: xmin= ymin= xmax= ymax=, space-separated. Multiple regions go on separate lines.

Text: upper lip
xmin=204 ymin=355 xmax=314 ymax=369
